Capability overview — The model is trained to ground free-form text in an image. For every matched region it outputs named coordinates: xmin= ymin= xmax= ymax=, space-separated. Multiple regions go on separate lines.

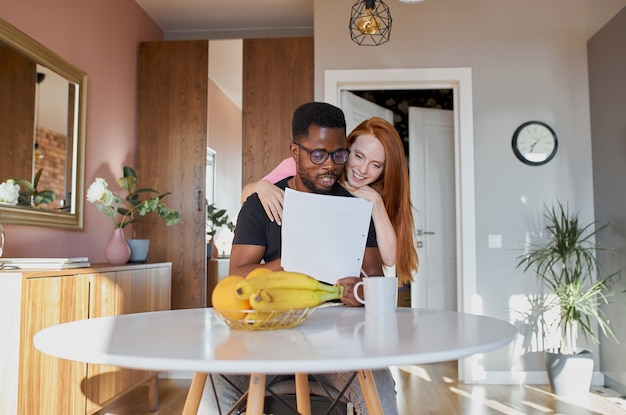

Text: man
xmin=200 ymin=102 xmax=398 ymax=414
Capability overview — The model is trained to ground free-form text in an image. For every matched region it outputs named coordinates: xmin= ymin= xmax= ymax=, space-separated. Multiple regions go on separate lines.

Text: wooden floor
xmin=94 ymin=362 xmax=626 ymax=415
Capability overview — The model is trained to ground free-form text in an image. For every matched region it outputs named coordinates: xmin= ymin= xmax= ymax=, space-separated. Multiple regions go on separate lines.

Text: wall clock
xmin=512 ymin=121 xmax=558 ymax=166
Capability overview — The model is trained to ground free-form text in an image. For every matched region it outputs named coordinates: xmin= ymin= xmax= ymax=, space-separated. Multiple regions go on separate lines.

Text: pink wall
xmin=0 ymin=0 xmax=163 ymax=261
xmin=208 ymin=78 xmax=242 ymax=223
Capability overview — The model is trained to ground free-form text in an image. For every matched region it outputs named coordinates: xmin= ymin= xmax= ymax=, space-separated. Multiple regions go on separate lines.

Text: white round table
xmin=35 ymin=306 xmax=517 ymax=414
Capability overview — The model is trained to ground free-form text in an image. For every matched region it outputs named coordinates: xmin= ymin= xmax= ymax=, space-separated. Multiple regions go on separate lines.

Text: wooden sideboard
xmin=0 ymin=262 xmax=172 ymax=415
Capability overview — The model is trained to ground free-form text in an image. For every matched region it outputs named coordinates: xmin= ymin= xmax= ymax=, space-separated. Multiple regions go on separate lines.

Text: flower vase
xmin=104 ymin=228 xmax=131 ymax=265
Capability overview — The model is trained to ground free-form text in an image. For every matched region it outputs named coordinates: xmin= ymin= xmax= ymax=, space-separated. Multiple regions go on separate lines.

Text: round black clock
xmin=512 ymin=121 xmax=558 ymax=166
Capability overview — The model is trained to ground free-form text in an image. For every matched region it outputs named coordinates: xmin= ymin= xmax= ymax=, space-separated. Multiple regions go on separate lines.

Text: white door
xmin=341 ymin=91 xmax=394 ymax=134
xmin=409 ymin=107 xmax=456 ymax=311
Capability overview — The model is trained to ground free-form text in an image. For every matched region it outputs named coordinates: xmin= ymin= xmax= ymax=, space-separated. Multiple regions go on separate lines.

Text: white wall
xmin=589 ymin=6 xmax=626 ymax=394
xmin=209 ymin=40 xmax=243 ymax=110
xmin=315 ymin=0 xmax=626 ymax=382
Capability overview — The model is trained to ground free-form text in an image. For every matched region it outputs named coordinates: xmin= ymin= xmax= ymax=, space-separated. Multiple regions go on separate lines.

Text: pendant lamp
xmin=349 ymin=0 xmax=392 ymax=46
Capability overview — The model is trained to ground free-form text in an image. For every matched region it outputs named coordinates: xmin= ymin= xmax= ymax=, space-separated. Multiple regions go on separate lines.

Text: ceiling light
xmin=398 ymin=0 xmax=424 ymax=3
xmin=349 ymin=0 xmax=392 ymax=46
xmin=34 ymin=142 xmax=45 ymax=161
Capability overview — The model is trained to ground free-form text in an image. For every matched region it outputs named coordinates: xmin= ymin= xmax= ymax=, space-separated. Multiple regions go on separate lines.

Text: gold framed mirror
xmin=0 ymin=18 xmax=86 ymax=229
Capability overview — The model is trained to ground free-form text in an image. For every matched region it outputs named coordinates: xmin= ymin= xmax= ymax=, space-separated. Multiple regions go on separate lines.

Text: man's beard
xmin=300 ymin=173 xmax=338 ymax=194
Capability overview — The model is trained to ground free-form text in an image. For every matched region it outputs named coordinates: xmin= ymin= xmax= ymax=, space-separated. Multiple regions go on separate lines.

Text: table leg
xmin=182 ymin=372 xmax=208 ymax=415
xmin=295 ymin=373 xmax=312 ymax=415
xmin=147 ymin=374 xmax=159 ymax=411
xmin=357 ymin=369 xmax=383 ymax=415
xmin=247 ymin=373 xmax=267 ymax=415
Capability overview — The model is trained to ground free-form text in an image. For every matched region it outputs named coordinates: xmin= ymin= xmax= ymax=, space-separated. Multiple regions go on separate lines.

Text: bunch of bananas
xmin=235 ymin=270 xmax=344 ymax=312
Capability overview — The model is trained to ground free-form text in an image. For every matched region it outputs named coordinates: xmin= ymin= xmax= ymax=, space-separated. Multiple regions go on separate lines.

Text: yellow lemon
xmin=212 ymin=275 xmax=251 ymax=320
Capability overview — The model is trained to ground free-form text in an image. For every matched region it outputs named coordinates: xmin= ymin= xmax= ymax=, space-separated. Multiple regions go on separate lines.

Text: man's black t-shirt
xmin=233 ymin=177 xmax=378 ymax=265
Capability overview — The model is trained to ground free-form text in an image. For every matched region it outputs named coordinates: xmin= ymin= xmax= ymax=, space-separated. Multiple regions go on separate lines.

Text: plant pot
xmin=127 ymin=239 xmax=150 ymax=263
xmin=545 ymin=348 xmax=594 ymax=399
xmin=207 ymin=239 xmax=218 ymax=259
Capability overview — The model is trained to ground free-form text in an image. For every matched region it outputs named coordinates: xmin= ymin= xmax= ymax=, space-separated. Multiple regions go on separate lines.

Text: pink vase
xmin=104 ymin=228 xmax=131 ymax=265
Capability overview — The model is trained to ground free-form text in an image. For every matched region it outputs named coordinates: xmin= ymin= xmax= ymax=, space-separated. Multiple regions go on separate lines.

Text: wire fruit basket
xmin=214 ymin=308 xmax=315 ymax=331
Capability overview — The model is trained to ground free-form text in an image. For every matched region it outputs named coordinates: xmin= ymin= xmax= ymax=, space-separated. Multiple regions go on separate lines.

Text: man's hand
xmin=336 ymin=276 xmax=364 ymax=307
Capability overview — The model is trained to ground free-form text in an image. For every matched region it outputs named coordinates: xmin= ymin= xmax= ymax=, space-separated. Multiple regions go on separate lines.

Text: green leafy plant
xmin=207 ymin=203 xmax=234 ymax=238
xmin=87 ymin=166 xmax=181 ymax=229
xmin=516 ymin=202 xmax=620 ymax=355
xmin=0 ymin=169 xmax=57 ymax=207
xmin=17 ymin=168 xmax=57 ymax=207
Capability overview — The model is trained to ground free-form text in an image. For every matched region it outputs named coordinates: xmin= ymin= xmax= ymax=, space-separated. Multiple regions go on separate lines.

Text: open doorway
xmin=346 ymin=89 xmax=456 ymax=312
xmin=325 ymin=67 xmax=479 ymax=382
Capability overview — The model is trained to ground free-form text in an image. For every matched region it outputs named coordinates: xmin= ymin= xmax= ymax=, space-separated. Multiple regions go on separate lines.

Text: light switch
xmin=488 ymin=234 xmax=502 ymax=249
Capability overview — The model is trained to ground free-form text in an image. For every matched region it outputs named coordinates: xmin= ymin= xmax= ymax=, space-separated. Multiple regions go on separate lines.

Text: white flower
xmin=87 ymin=178 xmax=113 ymax=205
xmin=0 ymin=179 xmax=20 ymax=205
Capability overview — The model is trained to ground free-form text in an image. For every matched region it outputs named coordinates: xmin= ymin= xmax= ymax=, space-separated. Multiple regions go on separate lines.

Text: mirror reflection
xmin=0 ymin=18 xmax=86 ymax=229
xmin=32 ymin=65 xmax=76 ymax=210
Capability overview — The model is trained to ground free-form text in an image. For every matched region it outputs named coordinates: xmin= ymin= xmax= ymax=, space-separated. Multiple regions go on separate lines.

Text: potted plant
xmin=16 ymin=168 xmax=57 ymax=207
xmin=0 ymin=169 xmax=56 ymax=208
xmin=206 ymin=203 xmax=234 ymax=259
xmin=87 ymin=166 xmax=181 ymax=264
xmin=516 ymin=202 xmax=620 ymax=398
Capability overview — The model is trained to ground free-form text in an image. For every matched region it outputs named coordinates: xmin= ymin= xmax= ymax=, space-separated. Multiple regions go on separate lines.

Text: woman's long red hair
xmin=347 ymin=117 xmax=418 ymax=285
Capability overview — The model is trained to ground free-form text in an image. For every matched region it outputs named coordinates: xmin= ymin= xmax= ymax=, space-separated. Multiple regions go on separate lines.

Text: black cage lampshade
xmin=349 ymin=0 xmax=392 ymax=46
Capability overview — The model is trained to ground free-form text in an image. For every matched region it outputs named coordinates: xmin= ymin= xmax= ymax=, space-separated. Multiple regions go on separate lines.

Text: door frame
xmin=324 ymin=68 xmax=478 ymax=381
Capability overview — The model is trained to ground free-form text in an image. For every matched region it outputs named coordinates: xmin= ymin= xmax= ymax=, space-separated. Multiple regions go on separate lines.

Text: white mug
xmin=354 ymin=276 xmax=397 ymax=313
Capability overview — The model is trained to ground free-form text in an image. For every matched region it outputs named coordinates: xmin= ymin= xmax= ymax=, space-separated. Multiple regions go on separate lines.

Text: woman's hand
xmin=254 ymin=180 xmax=285 ymax=224
xmin=336 ymin=276 xmax=364 ymax=307
xmin=343 ymin=183 xmax=382 ymax=205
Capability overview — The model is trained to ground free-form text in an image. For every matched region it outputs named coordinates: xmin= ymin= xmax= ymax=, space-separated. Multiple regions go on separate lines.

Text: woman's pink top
xmin=262 ymin=157 xmax=296 ymax=183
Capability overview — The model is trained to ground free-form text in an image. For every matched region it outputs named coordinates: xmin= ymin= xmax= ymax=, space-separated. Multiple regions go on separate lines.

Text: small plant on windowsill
xmin=207 ymin=203 xmax=234 ymax=259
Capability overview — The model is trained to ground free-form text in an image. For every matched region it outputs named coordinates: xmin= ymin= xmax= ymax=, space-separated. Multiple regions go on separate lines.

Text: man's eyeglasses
xmin=295 ymin=143 xmax=350 ymax=165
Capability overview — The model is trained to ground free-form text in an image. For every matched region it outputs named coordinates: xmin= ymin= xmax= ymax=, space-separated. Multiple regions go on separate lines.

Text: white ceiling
xmin=134 ymin=0 xmax=314 ymax=39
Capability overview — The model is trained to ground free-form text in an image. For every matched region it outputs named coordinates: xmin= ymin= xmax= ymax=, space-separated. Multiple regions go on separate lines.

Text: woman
xmin=241 ymin=117 xmax=418 ymax=285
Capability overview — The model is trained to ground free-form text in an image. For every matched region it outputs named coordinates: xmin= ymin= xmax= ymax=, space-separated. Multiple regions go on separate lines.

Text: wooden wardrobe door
xmin=136 ymin=41 xmax=208 ymax=309
xmin=242 ymin=37 xmax=313 ymax=185
xmin=0 ymin=45 xmax=35 ymax=182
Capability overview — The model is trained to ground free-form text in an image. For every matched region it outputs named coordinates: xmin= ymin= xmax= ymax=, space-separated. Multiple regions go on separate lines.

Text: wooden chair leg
xmin=357 ymin=370 xmax=383 ymax=415
xmin=246 ymin=373 xmax=266 ymax=415
xmin=182 ymin=373 xmax=208 ymax=415
xmin=295 ymin=373 xmax=312 ymax=415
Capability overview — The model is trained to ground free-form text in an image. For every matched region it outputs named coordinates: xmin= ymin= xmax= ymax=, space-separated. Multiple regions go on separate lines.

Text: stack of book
xmin=0 ymin=257 xmax=90 ymax=270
